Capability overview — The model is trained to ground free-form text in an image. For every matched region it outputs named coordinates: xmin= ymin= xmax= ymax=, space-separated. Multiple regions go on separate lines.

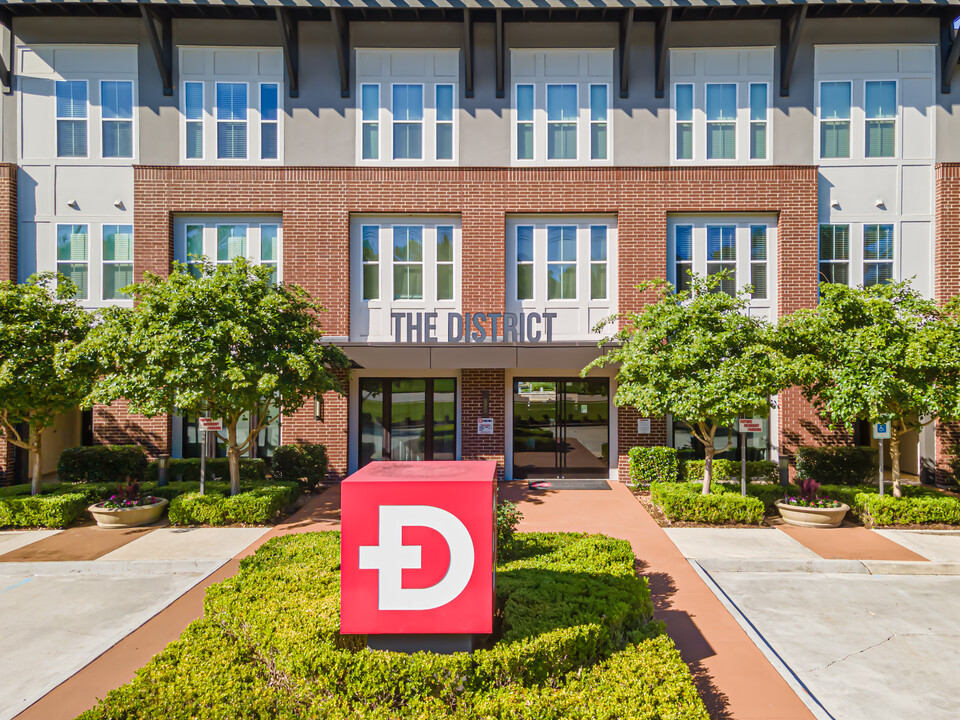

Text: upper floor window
xmin=819 ymin=225 xmax=850 ymax=286
xmin=216 ymin=83 xmax=247 ymax=160
xmin=670 ymin=48 xmax=773 ymax=165
xmin=865 ymin=81 xmax=896 ymax=158
xmin=100 ymin=81 xmax=133 ymax=158
xmin=260 ymin=84 xmax=280 ymax=160
xmin=864 ymin=224 xmax=894 ymax=285
xmin=102 ymin=224 xmax=133 ymax=300
xmin=57 ymin=223 xmax=88 ymax=299
xmin=56 ymin=81 xmax=87 ymax=158
xmin=511 ymin=50 xmax=614 ymax=165
xmin=185 ymin=82 xmax=204 ymax=159
xmin=818 ymin=223 xmax=895 ymax=288
xmin=818 ymin=79 xmax=900 ymax=161
xmin=355 ymin=50 xmax=459 ymax=164
xmin=174 ymin=216 xmax=282 ymax=282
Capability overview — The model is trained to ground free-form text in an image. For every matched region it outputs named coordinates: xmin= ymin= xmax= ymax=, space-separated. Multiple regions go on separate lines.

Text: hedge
xmin=795 ymin=446 xmax=877 ymax=486
xmin=270 ymin=443 xmax=328 ymax=492
xmin=146 ymin=458 xmax=267 ymax=484
xmin=683 ymin=459 xmax=779 ymax=484
xmin=628 ymin=446 xmax=679 ymax=486
xmin=57 ymin=445 xmax=148 ymax=485
xmin=78 ymin=531 xmax=709 ymax=719
xmin=168 ymin=484 xmax=299 ymax=526
xmin=650 ymin=481 xmax=765 ymax=525
xmin=854 ymin=492 xmax=960 ymax=526
xmin=0 ymin=493 xmax=88 ymax=528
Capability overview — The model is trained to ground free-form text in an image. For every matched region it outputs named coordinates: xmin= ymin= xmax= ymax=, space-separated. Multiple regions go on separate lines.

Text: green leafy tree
xmin=585 ymin=274 xmax=784 ymax=494
xmin=778 ymin=281 xmax=960 ymax=497
xmin=69 ymin=259 xmax=350 ymax=496
xmin=0 ymin=274 xmax=93 ymax=495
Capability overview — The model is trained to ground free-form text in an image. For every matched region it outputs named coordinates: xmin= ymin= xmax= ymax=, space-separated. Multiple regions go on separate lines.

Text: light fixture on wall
xmin=875 ymin=198 xmax=886 ymax=209
xmin=67 ymin=199 xmax=79 ymax=210
xmin=314 ymin=396 xmax=324 ymax=422
xmin=830 ymin=199 xmax=841 ymax=209
xmin=481 ymin=391 xmax=490 ymax=417
xmin=114 ymin=200 xmax=125 ymax=210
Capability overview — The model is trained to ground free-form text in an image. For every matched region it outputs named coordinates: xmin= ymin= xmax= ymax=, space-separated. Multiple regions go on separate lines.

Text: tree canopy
xmin=69 ymin=259 xmax=350 ymax=495
xmin=586 ymin=274 xmax=784 ymax=493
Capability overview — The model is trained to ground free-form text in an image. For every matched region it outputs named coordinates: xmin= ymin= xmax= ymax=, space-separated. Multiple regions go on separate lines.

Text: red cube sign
xmin=340 ymin=460 xmax=497 ymax=635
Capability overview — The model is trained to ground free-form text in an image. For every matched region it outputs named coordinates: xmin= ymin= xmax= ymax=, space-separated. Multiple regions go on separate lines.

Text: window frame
xmin=704 ymin=83 xmax=737 ymax=161
xmin=863 ymin=223 xmax=895 ymax=287
xmin=435 ymin=224 xmax=455 ymax=301
xmin=705 ymin=224 xmax=738 ymax=294
xmin=183 ymin=81 xmax=206 ymax=161
xmin=258 ymin=82 xmax=280 ymax=161
xmin=361 ymin=224 xmax=380 ymax=302
xmin=259 ymin=222 xmax=281 ymax=284
xmin=818 ymin=80 xmax=853 ymax=160
xmin=173 ymin=217 xmax=282 ymax=284
xmin=215 ymin=81 xmax=250 ymax=161
xmin=99 ymin=79 xmax=134 ymax=160
xmin=674 ymin=83 xmax=694 ymax=161
xmin=515 ymin=83 xmax=535 ymax=162
xmin=100 ymin=223 xmax=134 ymax=301
xmin=515 ymin=225 xmax=535 ymax=301
xmin=55 ymin=79 xmax=89 ymax=160
xmin=359 ymin=83 xmax=381 ymax=161
xmin=390 ymin=82 xmax=425 ymax=161
xmin=392 ymin=224 xmax=425 ymax=301
xmin=748 ymin=82 xmax=769 ymax=161
xmin=818 ymin=224 xmax=851 ymax=288
xmin=588 ymin=83 xmax=610 ymax=161
xmin=864 ymin=78 xmax=898 ymax=159
xmin=56 ymin=223 xmax=90 ymax=300
xmin=435 ymin=84 xmax=455 ymax=162
xmin=546 ymin=224 xmax=579 ymax=301
xmin=589 ymin=224 xmax=608 ymax=300
xmin=545 ymin=84 xmax=580 ymax=162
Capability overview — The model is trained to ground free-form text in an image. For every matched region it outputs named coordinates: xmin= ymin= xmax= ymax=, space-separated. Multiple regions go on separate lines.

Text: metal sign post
xmin=737 ymin=418 xmax=765 ymax=497
xmin=198 ymin=417 xmax=223 ymax=496
xmin=873 ymin=423 xmax=891 ymax=496
xmin=879 ymin=439 xmax=884 ymax=496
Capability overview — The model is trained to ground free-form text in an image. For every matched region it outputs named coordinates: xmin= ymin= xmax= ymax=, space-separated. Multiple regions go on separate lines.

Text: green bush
xmin=270 ymin=443 xmax=328 ymax=492
xmin=78 ymin=531 xmax=708 ymax=720
xmin=683 ymin=459 xmax=779 ymax=484
xmin=650 ymin=481 xmax=765 ymax=525
xmin=795 ymin=446 xmax=878 ymax=486
xmin=496 ymin=500 xmax=523 ymax=559
xmin=57 ymin=445 xmax=148 ymax=485
xmin=168 ymin=484 xmax=298 ymax=526
xmin=628 ymin=446 xmax=679 ymax=486
xmin=854 ymin=492 xmax=960 ymax=526
xmin=146 ymin=457 xmax=267 ymax=484
xmin=0 ymin=493 xmax=88 ymax=528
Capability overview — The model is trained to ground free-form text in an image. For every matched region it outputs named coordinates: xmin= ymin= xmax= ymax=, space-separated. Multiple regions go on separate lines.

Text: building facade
xmin=1 ymin=0 xmax=958 ymax=483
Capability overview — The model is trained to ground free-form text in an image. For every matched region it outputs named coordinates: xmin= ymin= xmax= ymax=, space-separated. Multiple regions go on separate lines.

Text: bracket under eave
xmin=496 ymin=9 xmax=504 ymax=99
xmin=620 ymin=8 xmax=634 ymax=99
xmin=0 ymin=10 xmax=11 ymax=95
xmin=654 ymin=8 xmax=671 ymax=100
xmin=331 ymin=8 xmax=349 ymax=99
xmin=463 ymin=9 xmax=474 ymax=99
xmin=276 ymin=8 xmax=299 ymax=99
xmin=779 ymin=6 xmax=807 ymax=98
xmin=941 ymin=15 xmax=960 ymax=94
xmin=140 ymin=5 xmax=173 ymax=97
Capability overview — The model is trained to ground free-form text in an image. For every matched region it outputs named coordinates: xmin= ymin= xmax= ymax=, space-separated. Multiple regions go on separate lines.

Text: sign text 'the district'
xmin=391 ymin=311 xmax=558 ymax=343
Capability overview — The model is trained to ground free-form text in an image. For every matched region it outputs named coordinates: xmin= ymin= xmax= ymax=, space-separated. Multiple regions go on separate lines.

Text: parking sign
xmin=873 ymin=423 xmax=891 ymax=440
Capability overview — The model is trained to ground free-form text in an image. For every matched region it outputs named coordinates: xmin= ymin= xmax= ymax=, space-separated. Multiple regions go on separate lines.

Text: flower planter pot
xmin=775 ymin=501 xmax=849 ymax=529
xmin=88 ymin=498 xmax=169 ymax=529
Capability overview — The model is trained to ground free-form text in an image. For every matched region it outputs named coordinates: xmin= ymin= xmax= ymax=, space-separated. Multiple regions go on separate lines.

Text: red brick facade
xmin=934 ymin=164 xmax=960 ymax=480
xmin=0 ymin=165 xmax=17 ymax=481
xmin=93 ymin=400 xmax=170 ymax=459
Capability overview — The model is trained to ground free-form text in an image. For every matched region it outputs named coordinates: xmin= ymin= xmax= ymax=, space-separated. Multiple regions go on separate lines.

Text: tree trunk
xmin=703 ymin=446 xmax=715 ymax=495
xmin=30 ymin=428 xmax=42 ymax=496
xmin=890 ymin=423 xmax=902 ymax=499
xmin=227 ymin=422 xmax=241 ymax=497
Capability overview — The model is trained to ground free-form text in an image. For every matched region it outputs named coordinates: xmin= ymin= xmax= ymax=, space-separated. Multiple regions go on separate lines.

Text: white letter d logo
xmin=358 ymin=505 xmax=475 ymax=611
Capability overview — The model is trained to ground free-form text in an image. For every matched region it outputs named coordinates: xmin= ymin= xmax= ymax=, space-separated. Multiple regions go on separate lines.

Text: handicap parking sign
xmin=872 ymin=423 xmax=891 ymax=440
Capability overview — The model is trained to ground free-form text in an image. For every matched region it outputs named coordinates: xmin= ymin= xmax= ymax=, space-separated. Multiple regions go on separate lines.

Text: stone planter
xmin=88 ymin=497 xmax=169 ymax=529
xmin=775 ymin=501 xmax=849 ymax=529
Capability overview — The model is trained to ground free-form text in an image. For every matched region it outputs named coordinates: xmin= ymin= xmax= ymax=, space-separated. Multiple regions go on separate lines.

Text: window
xmin=361 ymin=225 xmax=379 ymax=301
xmin=392 ymin=84 xmax=423 ymax=160
xmin=216 ymin=82 xmax=247 ymax=160
xmin=260 ymin=84 xmax=279 ymax=160
xmin=437 ymin=226 xmax=454 ymax=301
xmin=706 ymin=225 xmax=736 ymax=295
xmin=750 ymin=226 xmax=767 ymax=299
xmin=57 ymin=224 xmax=88 ymax=299
xmin=102 ymin=224 xmax=133 ymax=300
xmin=516 ymin=226 xmax=534 ymax=300
xmin=675 ymin=84 xmax=693 ymax=161
xmin=435 ymin=85 xmax=453 ymax=161
xmin=706 ymin=84 xmax=736 ymax=160
xmin=56 ymin=80 xmax=87 ymax=158
xmin=101 ymin=81 xmax=133 ymax=158
xmin=590 ymin=226 xmax=607 ymax=300
xmin=185 ymin=224 xmax=204 ymax=278
xmin=393 ymin=226 xmax=423 ymax=300
xmin=260 ymin=224 xmax=278 ymax=284
xmin=864 ymin=224 xmax=894 ymax=286
xmin=185 ymin=82 xmax=204 ymax=160
xmin=516 ymin=85 xmax=534 ymax=161
xmin=820 ymin=81 xmax=851 ymax=159
xmin=547 ymin=225 xmax=577 ymax=299
xmin=361 ymin=84 xmax=380 ymax=160
xmin=547 ymin=85 xmax=577 ymax=160
xmin=589 ymin=85 xmax=608 ymax=161
xmin=749 ymin=84 xmax=767 ymax=160
xmin=217 ymin=224 xmax=247 ymax=264
xmin=865 ymin=81 xmax=896 ymax=158
xmin=675 ymin=225 xmax=693 ymax=292
xmin=819 ymin=225 xmax=850 ymax=286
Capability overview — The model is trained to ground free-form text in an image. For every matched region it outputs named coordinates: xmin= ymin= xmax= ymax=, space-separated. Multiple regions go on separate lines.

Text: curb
xmin=694 ymin=558 xmax=960 ymax=576
xmin=0 ymin=559 xmax=227 ymax=577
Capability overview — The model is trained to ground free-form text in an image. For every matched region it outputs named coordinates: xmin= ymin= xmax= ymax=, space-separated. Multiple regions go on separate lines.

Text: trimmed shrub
xmin=79 ymin=531 xmax=708 ymax=720
xmin=270 ymin=443 xmax=328 ymax=492
xmin=0 ymin=493 xmax=88 ymax=528
xmin=683 ymin=459 xmax=779 ymax=484
xmin=146 ymin=457 xmax=267 ymax=484
xmin=628 ymin=446 xmax=679 ymax=486
xmin=854 ymin=492 xmax=960 ymax=526
xmin=496 ymin=500 xmax=523 ymax=559
xmin=57 ymin=445 xmax=148 ymax=485
xmin=795 ymin=446 xmax=877 ymax=486
xmin=168 ymin=483 xmax=298 ymax=526
xmin=650 ymin=481 xmax=765 ymax=525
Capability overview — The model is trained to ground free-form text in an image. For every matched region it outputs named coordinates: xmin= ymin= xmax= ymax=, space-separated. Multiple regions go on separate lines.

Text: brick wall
xmin=935 ymin=164 xmax=960 ymax=480
xmin=460 ymin=369 xmax=506 ymax=479
xmin=282 ymin=368 xmax=350 ymax=481
xmin=0 ymin=165 xmax=17 ymax=480
xmin=93 ymin=400 xmax=170 ymax=459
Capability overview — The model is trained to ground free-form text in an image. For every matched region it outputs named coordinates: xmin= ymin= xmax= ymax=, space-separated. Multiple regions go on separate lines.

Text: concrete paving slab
xmin=874 ymin=529 xmax=960 ymax=563
xmin=0 ymin=560 xmax=223 ymax=720
xmin=665 ymin=528 xmax=820 ymax=560
xmin=0 ymin=531 xmax=60 ymax=557
xmin=705 ymin=569 xmax=960 ymax=720
xmin=96 ymin=527 xmax=271 ymax=562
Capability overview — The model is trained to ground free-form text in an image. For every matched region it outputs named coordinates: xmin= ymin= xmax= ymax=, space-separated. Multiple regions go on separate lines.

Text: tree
xmin=777 ymin=281 xmax=960 ymax=497
xmin=70 ymin=259 xmax=350 ymax=496
xmin=0 ymin=274 xmax=93 ymax=495
xmin=585 ymin=274 xmax=784 ymax=494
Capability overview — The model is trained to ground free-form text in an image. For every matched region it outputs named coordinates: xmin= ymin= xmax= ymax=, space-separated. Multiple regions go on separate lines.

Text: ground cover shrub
xmin=650 ymin=481 xmax=765 ymax=525
xmin=496 ymin=499 xmax=523 ymax=559
xmin=270 ymin=443 xmax=328 ymax=491
xmin=57 ymin=445 xmax=148 ymax=485
xmin=168 ymin=484 xmax=299 ymax=526
xmin=628 ymin=446 xmax=679 ymax=486
xmin=853 ymin=492 xmax=960 ymax=526
xmin=795 ymin=446 xmax=877 ymax=486
xmin=683 ymin=459 xmax=778 ymax=484
xmin=145 ymin=457 xmax=266 ymax=484
xmin=0 ymin=493 xmax=88 ymax=528
xmin=78 ymin=531 xmax=708 ymax=720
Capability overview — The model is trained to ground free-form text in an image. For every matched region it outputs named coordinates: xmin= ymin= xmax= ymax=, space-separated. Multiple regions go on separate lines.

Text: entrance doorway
xmin=513 ymin=378 xmax=609 ymax=479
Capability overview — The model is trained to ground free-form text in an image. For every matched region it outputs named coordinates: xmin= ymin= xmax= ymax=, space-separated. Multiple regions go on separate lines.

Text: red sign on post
xmin=198 ymin=418 xmax=223 ymax=432
xmin=738 ymin=419 xmax=764 ymax=433
xmin=340 ymin=461 xmax=496 ymax=636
